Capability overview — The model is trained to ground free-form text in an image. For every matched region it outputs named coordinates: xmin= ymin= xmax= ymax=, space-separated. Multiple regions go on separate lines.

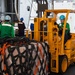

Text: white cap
xmin=5 ymin=15 xmax=11 ymax=20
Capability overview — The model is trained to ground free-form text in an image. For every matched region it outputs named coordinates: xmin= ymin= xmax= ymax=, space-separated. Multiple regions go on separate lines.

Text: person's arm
xmin=0 ymin=24 xmax=2 ymax=36
xmin=11 ymin=26 xmax=15 ymax=37
xmin=23 ymin=23 xmax=26 ymax=29
xmin=66 ymin=23 xmax=70 ymax=31
xmin=0 ymin=24 xmax=1 ymax=31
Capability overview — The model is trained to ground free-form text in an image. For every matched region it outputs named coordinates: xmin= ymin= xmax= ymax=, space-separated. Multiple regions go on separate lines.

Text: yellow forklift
xmin=30 ymin=9 xmax=75 ymax=73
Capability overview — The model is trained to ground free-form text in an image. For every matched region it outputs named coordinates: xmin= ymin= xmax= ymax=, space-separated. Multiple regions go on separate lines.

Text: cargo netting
xmin=0 ymin=37 xmax=50 ymax=75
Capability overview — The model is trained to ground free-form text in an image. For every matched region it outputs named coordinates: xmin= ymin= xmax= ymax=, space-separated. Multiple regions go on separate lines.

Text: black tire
xmin=59 ymin=55 xmax=68 ymax=73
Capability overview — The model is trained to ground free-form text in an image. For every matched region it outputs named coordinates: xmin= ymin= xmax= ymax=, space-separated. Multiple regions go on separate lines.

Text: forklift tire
xmin=59 ymin=55 xmax=68 ymax=73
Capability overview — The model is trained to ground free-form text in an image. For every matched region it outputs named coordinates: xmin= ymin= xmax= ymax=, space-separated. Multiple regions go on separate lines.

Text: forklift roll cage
xmin=43 ymin=9 xmax=71 ymax=54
